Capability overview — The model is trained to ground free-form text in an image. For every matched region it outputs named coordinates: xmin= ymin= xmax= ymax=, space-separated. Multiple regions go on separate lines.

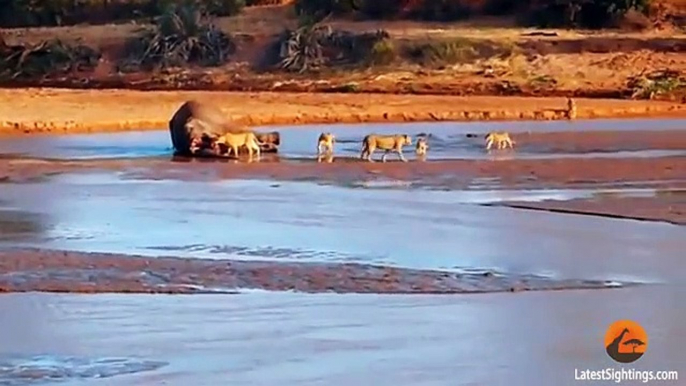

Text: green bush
xmin=406 ymin=39 xmax=479 ymax=66
xmin=119 ymin=2 xmax=235 ymax=71
xmin=0 ymin=39 xmax=100 ymax=79
xmin=277 ymin=24 xmax=331 ymax=73
xmin=270 ymin=24 xmax=391 ymax=72
xmin=367 ymin=38 xmax=397 ymax=65
xmin=327 ymin=29 xmax=391 ymax=63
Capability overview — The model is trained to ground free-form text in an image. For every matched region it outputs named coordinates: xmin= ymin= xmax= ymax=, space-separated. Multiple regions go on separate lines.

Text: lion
xmin=317 ymin=132 xmax=335 ymax=156
xmin=215 ymin=131 xmax=265 ymax=159
xmin=415 ymin=137 xmax=429 ymax=157
xmin=484 ymin=132 xmax=515 ymax=150
xmin=360 ymin=134 xmax=412 ymax=162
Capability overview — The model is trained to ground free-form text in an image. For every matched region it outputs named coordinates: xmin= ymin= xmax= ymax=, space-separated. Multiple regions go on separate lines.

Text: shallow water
xmin=0 ymin=173 xmax=684 ymax=285
xmin=1 ymin=118 xmax=685 ymax=160
xmin=0 ymin=288 xmax=684 ymax=386
xmin=0 ymin=118 xmax=684 ymax=385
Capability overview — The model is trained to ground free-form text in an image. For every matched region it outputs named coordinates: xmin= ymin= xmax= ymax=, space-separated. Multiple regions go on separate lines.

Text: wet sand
xmin=0 ymin=248 xmax=627 ymax=294
xmin=3 ymin=152 xmax=683 ymax=194
xmin=1 ymin=88 xmax=686 ymax=135
xmin=494 ymin=195 xmax=686 ymax=226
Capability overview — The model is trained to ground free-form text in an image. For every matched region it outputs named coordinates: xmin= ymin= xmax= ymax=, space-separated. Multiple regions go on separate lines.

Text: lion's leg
xmin=382 ymin=150 xmax=391 ymax=163
xmin=397 ymin=148 xmax=407 ymax=162
xmin=486 ymin=138 xmax=493 ymax=150
xmin=254 ymin=141 xmax=261 ymax=159
xmin=367 ymin=148 xmax=376 ymax=162
xmin=365 ymin=144 xmax=376 ymax=162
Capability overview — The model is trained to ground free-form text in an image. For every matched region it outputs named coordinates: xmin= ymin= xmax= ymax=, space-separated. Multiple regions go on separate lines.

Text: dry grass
xmin=3 ymin=3 xmax=686 ymax=100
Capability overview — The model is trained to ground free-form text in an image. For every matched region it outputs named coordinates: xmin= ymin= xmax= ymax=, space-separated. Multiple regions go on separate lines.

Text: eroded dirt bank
xmin=0 ymin=248 xmax=627 ymax=294
xmin=1 ymin=88 xmax=686 ymax=135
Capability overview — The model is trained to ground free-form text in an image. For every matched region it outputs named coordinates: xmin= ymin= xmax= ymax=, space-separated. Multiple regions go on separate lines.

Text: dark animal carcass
xmin=169 ymin=100 xmax=280 ymax=156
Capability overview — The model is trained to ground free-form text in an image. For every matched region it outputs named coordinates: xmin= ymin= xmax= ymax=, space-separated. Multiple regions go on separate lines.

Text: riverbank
xmin=1 ymin=88 xmax=686 ymax=135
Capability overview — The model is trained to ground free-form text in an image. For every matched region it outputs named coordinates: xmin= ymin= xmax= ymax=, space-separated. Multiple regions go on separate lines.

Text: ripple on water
xmin=0 ymin=355 xmax=167 ymax=385
xmin=144 ymin=244 xmax=391 ymax=265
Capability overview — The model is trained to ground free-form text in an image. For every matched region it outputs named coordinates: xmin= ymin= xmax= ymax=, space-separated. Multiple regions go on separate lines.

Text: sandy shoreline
xmin=0 ymin=248 xmax=629 ymax=294
xmin=1 ymin=88 xmax=686 ymax=135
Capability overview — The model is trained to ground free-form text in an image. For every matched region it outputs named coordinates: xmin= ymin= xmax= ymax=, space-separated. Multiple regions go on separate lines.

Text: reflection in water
xmin=0 ymin=209 xmax=47 ymax=241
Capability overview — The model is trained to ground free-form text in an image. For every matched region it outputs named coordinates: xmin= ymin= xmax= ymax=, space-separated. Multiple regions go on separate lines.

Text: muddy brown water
xmin=0 ymin=119 xmax=684 ymax=385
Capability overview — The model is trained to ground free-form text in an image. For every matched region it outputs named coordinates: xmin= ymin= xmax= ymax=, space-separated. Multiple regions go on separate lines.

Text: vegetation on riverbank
xmin=1 ymin=0 xmax=686 ymax=100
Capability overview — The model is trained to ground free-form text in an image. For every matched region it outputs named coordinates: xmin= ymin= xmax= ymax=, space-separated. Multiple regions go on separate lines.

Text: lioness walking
xmin=485 ymin=132 xmax=515 ymax=150
xmin=360 ymin=134 xmax=412 ymax=162
xmin=215 ymin=131 xmax=265 ymax=159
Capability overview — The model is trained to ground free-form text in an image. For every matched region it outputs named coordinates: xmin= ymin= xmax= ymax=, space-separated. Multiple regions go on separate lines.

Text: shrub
xmin=327 ymin=29 xmax=391 ymax=64
xmin=272 ymin=21 xmax=391 ymax=72
xmin=627 ymin=70 xmax=685 ymax=99
xmin=367 ymin=39 xmax=397 ymax=65
xmin=405 ymin=38 xmax=514 ymax=66
xmin=0 ymin=39 xmax=100 ymax=79
xmin=119 ymin=2 xmax=235 ymax=71
xmin=406 ymin=39 xmax=479 ymax=66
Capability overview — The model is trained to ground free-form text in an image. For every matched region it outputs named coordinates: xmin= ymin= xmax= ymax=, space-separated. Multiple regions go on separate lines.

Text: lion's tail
xmin=252 ymin=134 xmax=266 ymax=147
xmin=360 ymin=135 xmax=370 ymax=158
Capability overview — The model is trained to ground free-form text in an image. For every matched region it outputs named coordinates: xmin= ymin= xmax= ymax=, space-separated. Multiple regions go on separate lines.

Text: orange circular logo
xmin=604 ymin=320 xmax=648 ymax=363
